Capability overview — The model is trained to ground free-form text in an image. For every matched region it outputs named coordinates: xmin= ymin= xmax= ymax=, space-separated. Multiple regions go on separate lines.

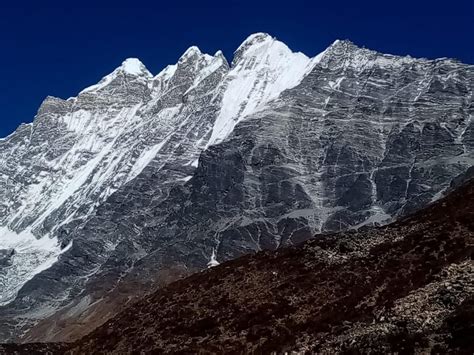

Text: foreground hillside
xmin=1 ymin=177 xmax=470 ymax=354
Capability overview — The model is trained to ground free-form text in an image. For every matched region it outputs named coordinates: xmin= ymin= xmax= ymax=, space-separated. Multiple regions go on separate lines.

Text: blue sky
xmin=1 ymin=0 xmax=473 ymax=138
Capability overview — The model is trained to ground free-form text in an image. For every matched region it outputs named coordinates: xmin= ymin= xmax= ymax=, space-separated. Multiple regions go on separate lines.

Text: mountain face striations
xmin=2 ymin=166 xmax=473 ymax=354
xmin=0 ymin=33 xmax=473 ymax=341
xmin=65 ymin=177 xmax=474 ymax=354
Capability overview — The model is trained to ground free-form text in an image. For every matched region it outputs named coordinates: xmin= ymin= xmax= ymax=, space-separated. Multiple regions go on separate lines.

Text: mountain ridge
xmin=0 ymin=33 xmax=472 ymax=342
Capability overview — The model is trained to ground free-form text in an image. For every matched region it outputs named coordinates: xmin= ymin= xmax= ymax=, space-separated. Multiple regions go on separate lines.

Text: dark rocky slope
xmin=2 ymin=177 xmax=470 ymax=354
xmin=70 ymin=177 xmax=474 ymax=353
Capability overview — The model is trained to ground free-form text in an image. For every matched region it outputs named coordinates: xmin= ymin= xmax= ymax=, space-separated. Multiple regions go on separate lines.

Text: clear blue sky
xmin=1 ymin=0 xmax=473 ymax=138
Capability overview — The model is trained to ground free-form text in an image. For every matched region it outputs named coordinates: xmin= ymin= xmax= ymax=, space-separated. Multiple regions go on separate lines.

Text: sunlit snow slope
xmin=0 ymin=33 xmax=314 ymax=308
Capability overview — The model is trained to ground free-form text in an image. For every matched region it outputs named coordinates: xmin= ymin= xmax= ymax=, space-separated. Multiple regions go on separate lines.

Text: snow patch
xmin=128 ymin=139 xmax=168 ymax=181
xmin=177 ymin=176 xmax=193 ymax=183
xmin=328 ymin=77 xmax=344 ymax=90
xmin=0 ymin=227 xmax=71 ymax=306
xmin=207 ymin=249 xmax=220 ymax=268
xmin=120 ymin=58 xmax=150 ymax=76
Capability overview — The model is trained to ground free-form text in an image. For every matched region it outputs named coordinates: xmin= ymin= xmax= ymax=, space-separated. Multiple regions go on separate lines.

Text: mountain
xmin=0 ymin=33 xmax=473 ymax=342
xmin=3 ymin=173 xmax=474 ymax=354
xmin=68 ymin=177 xmax=474 ymax=354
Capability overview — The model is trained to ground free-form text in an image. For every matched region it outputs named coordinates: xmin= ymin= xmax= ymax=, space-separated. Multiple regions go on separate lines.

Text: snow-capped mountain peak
xmin=234 ymin=32 xmax=273 ymax=54
xmin=207 ymin=33 xmax=315 ymax=146
xmin=79 ymin=57 xmax=151 ymax=94
xmin=214 ymin=49 xmax=225 ymax=58
xmin=179 ymin=45 xmax=202 ymax=59
xmin=177 ymin=45 xmax=218 ymax=66
xmin=119 ymin=58 xmax=152 ymax=77
xmin=1 ymin=33 xmax=473 ymax=343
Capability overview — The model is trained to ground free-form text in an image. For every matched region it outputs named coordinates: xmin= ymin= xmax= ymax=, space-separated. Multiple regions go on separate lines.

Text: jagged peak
xmin=324 ymin=39 xmax=417 ymax=62
xmin=321 ymin=39 xmax=362 ymax=57
xmin=153 ymin=47 xmax=229 ymax=90
xmin=177 ymin=45 xmax=223 ymax=69
xmin=36 ymin=95 xmax=71 ymax=116
xmin=305 ymin=39 xmax=356 ymax=67
xmin=320 ymin=39 xmax=422 ymax=69
xmin=236 ymin=32 xmax=273 ymax=53
xmin=329 ymin=39 xmax=356 ymax=48
xmin=118 ymin=58 xmax=152 ymax=77
xmin=79 ymin=58 xmax=152 ymax=94
xmin=179 ymin=46 xmax=203 ymax=61
xmin=233 ymin=33 xmax=275 ymax=63
xmin=232 ymin=32 xmax=307 ymax=67
xmin=214 ymin=50 xmax=224 ymax=58
xmin=43 ymin=95 xmax=64 ymax=103
xmin=213 ymin=50 xmax=230 ymax=69
xmin=38 ymin=95 xmax=69 ymax=108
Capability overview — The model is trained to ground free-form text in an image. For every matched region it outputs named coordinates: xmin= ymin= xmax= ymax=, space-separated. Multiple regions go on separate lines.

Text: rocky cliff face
xmin=0 ymin=50 xmax=228 ymax=306
xmin=63 ymin=177 xmax=474 ymax=354
xmin=3 ymin=173 xmax=473 ymax=354
xmin=0 ymin=33 xmax=473 ymax=341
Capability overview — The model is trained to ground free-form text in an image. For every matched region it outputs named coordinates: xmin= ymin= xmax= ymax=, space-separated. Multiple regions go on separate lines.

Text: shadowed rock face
xmin=0 ymin=35 xmax=473 ymax=342
xmin=3 ymin=177 xmax=472 ymax=354
xmin=0 ymin=249 xmax=14 ymax=267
